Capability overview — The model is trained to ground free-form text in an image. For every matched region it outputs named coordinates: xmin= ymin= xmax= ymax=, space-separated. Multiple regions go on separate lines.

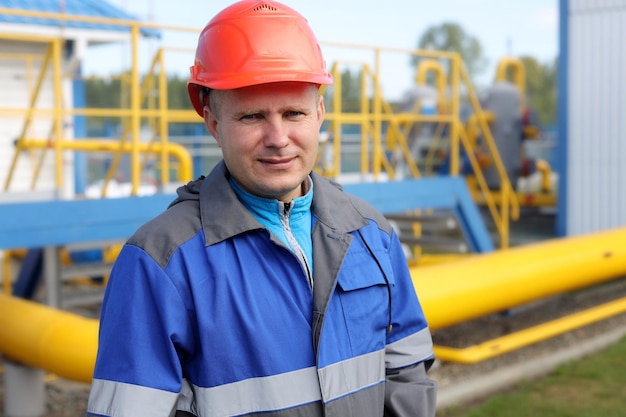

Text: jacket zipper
xmin=280 ymin=202 xmax=313 ymax=289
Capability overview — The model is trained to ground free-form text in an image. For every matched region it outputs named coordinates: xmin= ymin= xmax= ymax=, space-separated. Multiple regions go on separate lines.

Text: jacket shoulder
xmin=127 ymin=199 xmax=202 ymax=268
xmin=346 ymin=193 xmax=393 ymax=234
xmin=313 ymin=174 xmax=393 ymax=236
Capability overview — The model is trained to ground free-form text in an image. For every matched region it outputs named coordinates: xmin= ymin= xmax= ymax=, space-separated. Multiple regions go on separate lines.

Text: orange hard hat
xmin=187 ymin=0 xmax=334 ymax=116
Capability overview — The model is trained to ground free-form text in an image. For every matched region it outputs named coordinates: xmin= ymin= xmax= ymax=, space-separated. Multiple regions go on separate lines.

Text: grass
xmin=438 ymin=335 xmax=626 ymax=417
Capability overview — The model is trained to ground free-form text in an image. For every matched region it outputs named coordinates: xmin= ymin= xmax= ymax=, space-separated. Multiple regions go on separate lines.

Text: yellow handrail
xmin=457 ymin=62 xmax=520 ymax=246
xmin=321 ymin=49 xmax=518 ymax=247
xmin=15 ymin=139 xmax=192 ymax=183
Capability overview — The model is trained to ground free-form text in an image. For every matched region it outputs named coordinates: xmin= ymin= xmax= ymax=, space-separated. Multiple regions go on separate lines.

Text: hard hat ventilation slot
xmin=253 ymin=3 xmax=277 ymax=12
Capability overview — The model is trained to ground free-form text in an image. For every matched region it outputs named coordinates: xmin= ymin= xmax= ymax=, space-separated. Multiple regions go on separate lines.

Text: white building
xmin=0 ymin=0 xmax=158 ymax=197
xmin=558 ymin=0 xmax=626 ymax=235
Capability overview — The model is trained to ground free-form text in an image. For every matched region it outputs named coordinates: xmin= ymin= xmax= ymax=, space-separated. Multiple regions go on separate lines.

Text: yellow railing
xmin=0 ymin=8 xmax=517 ymax=246
xmin=0 ymin=8 xmax=197 ymax=197
xmin=318 ymin=44 xmax=518 ymax=247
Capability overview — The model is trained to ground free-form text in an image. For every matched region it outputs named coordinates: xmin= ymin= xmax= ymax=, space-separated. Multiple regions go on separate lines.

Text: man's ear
xmin=317 ymin=94 xmax=326 ymax=129
xmin=204 ymin=105 xmax=220 ymax=146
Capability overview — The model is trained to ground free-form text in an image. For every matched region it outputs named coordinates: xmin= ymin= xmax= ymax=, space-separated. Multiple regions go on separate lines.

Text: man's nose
xmin=263 ymin=118 xmax=290 ymax=148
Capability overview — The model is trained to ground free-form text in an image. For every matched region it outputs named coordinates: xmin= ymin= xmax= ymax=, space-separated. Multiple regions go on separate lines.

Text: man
xmin=87 ymin=1 xmax=437 ymax=416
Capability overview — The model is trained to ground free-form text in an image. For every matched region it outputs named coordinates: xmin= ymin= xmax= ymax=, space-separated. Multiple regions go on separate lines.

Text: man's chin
xmin=258 ymin=183 xmax=304 ymax=201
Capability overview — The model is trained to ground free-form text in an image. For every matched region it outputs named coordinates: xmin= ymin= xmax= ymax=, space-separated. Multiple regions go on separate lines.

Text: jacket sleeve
xmin=385 ymin=361 xmax=437 ymax=417
xmin=87 ymin=244 xmax=193 ymax=417
xmin=383 ymin=230 xmax=437 ymax=417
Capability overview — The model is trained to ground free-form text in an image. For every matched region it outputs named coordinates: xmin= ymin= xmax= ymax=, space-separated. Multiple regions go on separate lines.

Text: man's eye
xmin=286 ymin=111 xmax=303 ymax=117
xmin=241 ymin=114 xmax=260 ymax=121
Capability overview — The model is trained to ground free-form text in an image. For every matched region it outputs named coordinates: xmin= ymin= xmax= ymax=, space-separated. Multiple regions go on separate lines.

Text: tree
xmin=413 ymin=22 xmax=488 ymax=82
xmin=84 ymin=75 xmax=122 ymax=108
xmin=166 ymin=74 xmax=191 ymax=110
xmin=340 ymin=68 xmax=364 ymax=112
xmin=519 ymin=55 xmax=557 ymax=126
xmin=323 ymin=67 xmax=365 ymax=113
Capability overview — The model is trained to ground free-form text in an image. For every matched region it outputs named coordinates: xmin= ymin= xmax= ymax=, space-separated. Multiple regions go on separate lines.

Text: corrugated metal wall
xmin=0 ymin=39 xmax=57 ymax=192
xmin=564 ymin=0 xmax=626 ymax=235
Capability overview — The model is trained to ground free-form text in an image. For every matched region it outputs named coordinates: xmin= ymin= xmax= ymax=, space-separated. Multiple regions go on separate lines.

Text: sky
xmin=91 ymin=0 xmax=559 ymax=100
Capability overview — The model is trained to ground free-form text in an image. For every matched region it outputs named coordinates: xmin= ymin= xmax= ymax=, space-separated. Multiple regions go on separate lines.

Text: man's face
xmin=203 ymin=82 xmax=325 ymax=202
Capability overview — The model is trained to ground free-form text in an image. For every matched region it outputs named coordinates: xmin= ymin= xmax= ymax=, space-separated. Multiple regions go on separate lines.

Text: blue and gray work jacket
xmin=87 ymin=161 xmax=436 ymax=417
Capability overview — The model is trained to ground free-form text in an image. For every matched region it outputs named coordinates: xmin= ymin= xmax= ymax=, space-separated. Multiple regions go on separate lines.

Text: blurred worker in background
xmin=87 ymin=1 xmax=436 ymax=416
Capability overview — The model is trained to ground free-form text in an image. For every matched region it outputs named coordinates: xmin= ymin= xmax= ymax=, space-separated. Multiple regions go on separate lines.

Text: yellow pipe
xmin=0 ymin=293 xmax=98 ymax=383
xmin=17 ymin=139 xmax=193 ymax=182
xmin=495 ymin=57 xmax=526 ymax=104
xmin=415 ymin=60 xmax=447 ymax=113
xmin=1 ymin=228 xmax=626 ymax=380
xmin=516 ymin=191 xmax=557 ymax=208
xmin=414 ymin=226 xmax=626 ymax=331
xmin=434 ymin=295 xmax=626 ymax=363
xmin=536 ymin=159 xmax=552 ymax=193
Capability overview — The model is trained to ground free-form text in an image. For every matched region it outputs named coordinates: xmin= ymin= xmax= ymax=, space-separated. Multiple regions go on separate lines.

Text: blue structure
xmin=557 ymin=0 xmax=626 ymax=236
xmin=344 ymin=177 xmax=494 ymax=253
xmin=556 ymin=0 xmax=568 ymax=238
xmin=0 ymin=177 xmax=493 ymax=253
xmin=0 ymin=0 xmax=160 ymax=37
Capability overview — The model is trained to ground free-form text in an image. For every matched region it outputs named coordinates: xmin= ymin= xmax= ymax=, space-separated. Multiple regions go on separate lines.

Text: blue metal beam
xmin=0 ymin=176 xmax=493 ymax=253
xmin=0 ymin=194 xmax=175 ymax=250
xmin=343 ymin=176 xmax=494 ymax=253
xmin=556 ymin=0 xmax=568 ymax=237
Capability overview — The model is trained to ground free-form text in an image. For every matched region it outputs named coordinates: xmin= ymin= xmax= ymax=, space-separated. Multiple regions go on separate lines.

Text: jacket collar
xmin=199 ymin=161 xmax=369 ymax=246
xmin=309 ymin=170 xmax=370 ymax=234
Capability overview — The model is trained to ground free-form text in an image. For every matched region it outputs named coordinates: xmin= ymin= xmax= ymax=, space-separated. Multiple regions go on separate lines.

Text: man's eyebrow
xmin=232 ymin=108 xmax=263 ymax=118
xmin=281 ymin=104 xmax=312 ymax=113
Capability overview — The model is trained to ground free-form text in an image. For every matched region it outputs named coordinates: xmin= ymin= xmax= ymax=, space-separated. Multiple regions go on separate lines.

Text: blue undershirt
xmin=228 ymin=177 xmax=314 ymax=277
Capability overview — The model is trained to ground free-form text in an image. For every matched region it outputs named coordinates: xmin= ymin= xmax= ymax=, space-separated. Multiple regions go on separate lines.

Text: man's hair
xmin=200 ymin=87 xmax=222 ymax=119
xmin=209 ymin=88 xmax=223 ymax=119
